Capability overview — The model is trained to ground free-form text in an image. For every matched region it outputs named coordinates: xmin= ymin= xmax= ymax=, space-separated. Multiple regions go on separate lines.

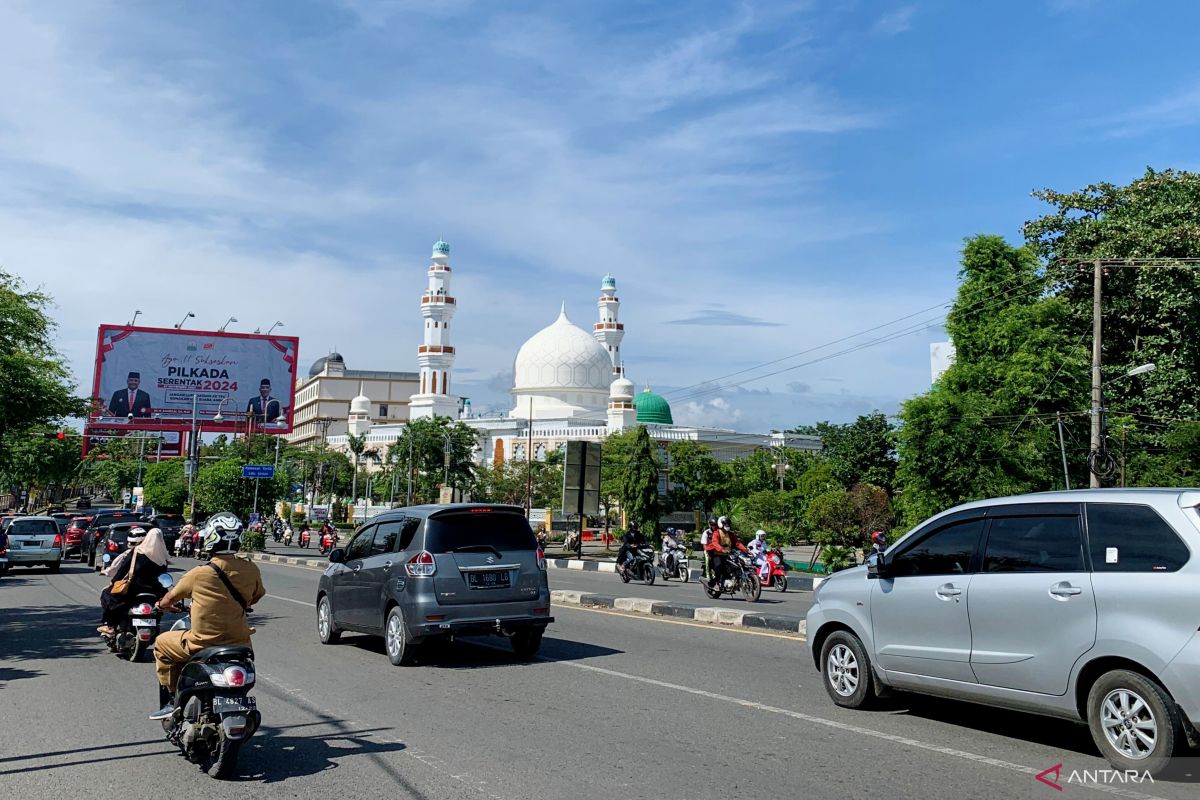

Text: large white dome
xmin=511 ymin=307 xmax=614 ymax=419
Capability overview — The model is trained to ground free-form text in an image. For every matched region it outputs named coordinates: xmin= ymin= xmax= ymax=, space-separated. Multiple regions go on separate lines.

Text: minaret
xmin=594 ymin=274 xmax=624 ymax=375
xmin=408 ymin=240 xmax=460 ymax=419
xmin=348 ymin=383 xmax=373 ymax=436
xmin=607 ymin=373 xmax=637 ymax=432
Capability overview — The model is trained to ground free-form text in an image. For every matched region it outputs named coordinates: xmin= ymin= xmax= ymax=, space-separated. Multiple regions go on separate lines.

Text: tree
xmin=473 ymin=459 xmax=563 ymax=509
xmin=792 ymin=413 xmax=897 ymax=492
xmin=618 ymin=426 xmax=661 ymax=529
xmin=895 ymin=235 xmax=1085 ymax=523
xmin=1025 ymin=168 xmax=1200 ymax=479
xmin=0 ymin=271 xmax=87 ymax=481
xmin=194 ymin=457 xmax=288 ymax=518
xmin=143 ymin=459 xmax=188 ymax=513
xmin=385 ymin=417 xmax=480 ymax=504
xmin=804 ymin=488 xmax=859 ymax=571
xmin=0 ymin=429 xmax=81 ymax=507
xmin=666 ymin=440 xmax=727 ymax=514
xmin=81 ymin=437 xmax=142 ymax=502
xmin=599 ymin=427 xmax=642 ymax=516
xmin=848 ymin=482 xmax=893 ymax=538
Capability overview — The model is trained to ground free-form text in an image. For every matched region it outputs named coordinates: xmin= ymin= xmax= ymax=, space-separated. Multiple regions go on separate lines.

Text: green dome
xmin=633 ymin=387 xmax=673 ymax=424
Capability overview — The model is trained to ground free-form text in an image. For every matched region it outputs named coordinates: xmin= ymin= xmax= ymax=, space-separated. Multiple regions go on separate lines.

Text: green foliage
xmin=896 ymin=235 xmax=1085 ymax=523
xmin=618 ymin=426 xmax=661 ymax=529
xmin=791 ymin=413 xmax=897 ymax=491
xmin=241 ymin=529 xmax=266 ymax=552
xmin=666 ymin=440 xmax=727 ymax=513
xmin=143 ymin=458 xmax=188 ymax=513
xmin=194 ymin=458 xmax=288 ymax=518
xmin=383 ymin=417 xmax=480 ymax=504
xmin=599 ymin=427 xmax=641 ymax=511
xmin=805 ymin=489 xmax=858 ymax=548
xmin=472 ymin=458 xmax=563 ymax=509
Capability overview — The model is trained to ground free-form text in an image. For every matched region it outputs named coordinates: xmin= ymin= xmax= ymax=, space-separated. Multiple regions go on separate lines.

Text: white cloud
xmin=871 ymin=6 xmax=917 ymax=36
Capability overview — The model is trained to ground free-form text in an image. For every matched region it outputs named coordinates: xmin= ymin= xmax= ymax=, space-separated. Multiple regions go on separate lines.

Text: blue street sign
xmin=243 ymin=464 xmax=275 ymax=479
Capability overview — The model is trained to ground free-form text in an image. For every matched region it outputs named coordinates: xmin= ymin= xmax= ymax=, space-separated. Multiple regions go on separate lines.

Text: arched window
xmin=513 ymin=443 xmax=526 ymax=461
xmin=535 ymin=443 xmax=547 ymax=462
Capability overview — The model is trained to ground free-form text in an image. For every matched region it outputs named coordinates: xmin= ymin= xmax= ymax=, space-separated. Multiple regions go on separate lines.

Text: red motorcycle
xmin=758 ymin=548 xmax=789 ymax=592
xmin=298 ymin=528 xmax=311 ymax=549
xmin=319 ymin=531 xmax=338 ymax=556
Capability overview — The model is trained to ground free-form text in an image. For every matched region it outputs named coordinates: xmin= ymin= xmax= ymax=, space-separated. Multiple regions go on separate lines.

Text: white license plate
xmin=132 ymin=618 xmax=157 ymax=627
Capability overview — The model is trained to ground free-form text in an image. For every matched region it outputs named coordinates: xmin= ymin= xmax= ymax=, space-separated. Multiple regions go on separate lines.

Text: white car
xmin=3 ymin=516 xmax=63 ymax=572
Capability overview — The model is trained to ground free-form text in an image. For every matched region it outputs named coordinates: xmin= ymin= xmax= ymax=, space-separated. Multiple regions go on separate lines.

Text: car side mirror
xmin=867 ymin=552 xmax=891 ymax=580
xmin=328 ymin=548 xmax=345 ymax=564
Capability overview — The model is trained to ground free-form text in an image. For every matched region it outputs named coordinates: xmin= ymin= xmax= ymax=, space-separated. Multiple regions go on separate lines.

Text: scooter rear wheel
xmin=775 ymin=575 xmax=788 ymax=593
xmin=207 ymin=727 xmax=241 ymax=779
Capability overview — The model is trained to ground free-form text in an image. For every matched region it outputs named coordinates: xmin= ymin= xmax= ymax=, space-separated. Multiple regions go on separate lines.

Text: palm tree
xmin=347 ymin=434 xmax=367 ymax=506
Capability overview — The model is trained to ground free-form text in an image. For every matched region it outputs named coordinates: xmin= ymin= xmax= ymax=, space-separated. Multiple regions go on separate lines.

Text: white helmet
xmin=717 ymin=516 xmax=731 ymax=531
xmin=126 ymin=525 xmax=147 ymax=545
xmin=755 ymin=529 xmax=767 ymax=539
xmin=200 ymin=512 xmax=244 ymax=555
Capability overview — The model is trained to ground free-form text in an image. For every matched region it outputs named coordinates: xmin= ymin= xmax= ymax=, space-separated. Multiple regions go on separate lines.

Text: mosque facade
xmin=327 ymin=241 xmax=820 ymax=481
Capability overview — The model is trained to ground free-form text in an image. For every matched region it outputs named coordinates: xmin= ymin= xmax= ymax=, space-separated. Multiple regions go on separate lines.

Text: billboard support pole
xmin=186 ymin=394 xmax=198 ymax=522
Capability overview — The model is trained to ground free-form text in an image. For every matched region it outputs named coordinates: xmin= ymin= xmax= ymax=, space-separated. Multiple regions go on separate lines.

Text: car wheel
xmin=1087 ymin=669 xmax=1182 ymax=776
xmin=316 ymin=596 xmax=341 ymax=644
xmin=384 ymin=607 xmax=417 ymax=666
xmin=820 ymin=631 xmax=875 ymax=709
xmin=510 ymin=628 xmax=543 ymax=658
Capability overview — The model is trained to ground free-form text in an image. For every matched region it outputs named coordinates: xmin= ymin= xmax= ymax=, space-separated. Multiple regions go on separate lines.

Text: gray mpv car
xmin=806 ymin=489 xmax=1200 ymax=775
xmin=316 ymin=504 xmax=553 ymax=665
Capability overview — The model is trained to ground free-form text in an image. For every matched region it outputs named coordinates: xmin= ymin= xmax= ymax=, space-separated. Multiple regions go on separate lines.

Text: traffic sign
xmin=242 ymin=464 xmax=275 ymax=479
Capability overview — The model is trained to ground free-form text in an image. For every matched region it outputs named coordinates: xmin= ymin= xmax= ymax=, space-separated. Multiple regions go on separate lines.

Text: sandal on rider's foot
xmin=97 ymin=625 xmax=115 ymax=635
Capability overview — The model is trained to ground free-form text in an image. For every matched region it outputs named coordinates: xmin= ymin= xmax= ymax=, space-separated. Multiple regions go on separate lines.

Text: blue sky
xmin=3 ymin=0 xmax=1199 ymax=431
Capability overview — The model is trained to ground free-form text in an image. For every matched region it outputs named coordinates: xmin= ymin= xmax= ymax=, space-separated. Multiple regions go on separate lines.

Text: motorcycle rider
xmin=748 ymin=529 xmax=769 ymax=578
xmin=660 ymin=527 xmax=682 ymax=571
xmin=705 ymin=516 xmax=748 ymax=589
xmin=615 ymin=521 xmax=647 ymax=576
xmin=149 ymin=512 xmax=265 ymax=720
xmin=177 ymin=520 xmax=198 ymax=557
xmin=282 ymin=522 xmax=294 ymax=546
xmin=97 ymin=527 xmax=169 ymax=635
xmin=700 ymin=517 xmax=717 ymax=580
xmin=870 ymin=530 xmax=887 ymax=559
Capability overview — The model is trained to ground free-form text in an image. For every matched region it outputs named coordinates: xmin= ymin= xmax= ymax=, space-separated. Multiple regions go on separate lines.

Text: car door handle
xmin=935 ymin=583 xmax=962 ymax=599
xmin=383 ymin=561 xmax=392 ymax=572
xmin=1050 ymin=583 xmax=1082 ymax=597
xmin=351 ymin=563 xmax=361 ymax=573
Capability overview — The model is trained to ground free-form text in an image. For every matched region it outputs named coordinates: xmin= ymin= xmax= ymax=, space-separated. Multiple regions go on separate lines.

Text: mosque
xmin=326 ymin=241 xmax=820 ymax=480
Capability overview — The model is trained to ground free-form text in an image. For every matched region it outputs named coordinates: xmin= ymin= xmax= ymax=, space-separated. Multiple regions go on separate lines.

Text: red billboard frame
xmin=90 ymin=324 xmax=300 ymax=435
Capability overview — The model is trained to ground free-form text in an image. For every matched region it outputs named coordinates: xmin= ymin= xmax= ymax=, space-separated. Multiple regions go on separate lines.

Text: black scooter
xmin=616 ymin=545 xmax=657 ymax=586
xmin=101 ymin=590 xmax=165 ymax=662
xmin=158 ymin=603 xmax=261 ymax=779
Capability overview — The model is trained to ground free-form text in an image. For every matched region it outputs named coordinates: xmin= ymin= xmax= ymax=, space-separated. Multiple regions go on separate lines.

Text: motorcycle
xmin=758 ymin=548 xmax=788 ymax=592
xmin=102 ymin=573 xmax=173 ymax=662
xmin=658 ymin=544 xmax=690 ymax=582
xmin=282 ymin=529 xmax=293 ymax=547
xmin=319 ymin=532 xmax=338 ymax=556
xmin=703 ymin=551 xmax=762 ymax=602
xmin=298 ymin=529 xmax=310 ymax=549
xmin=617 ymin=545 xmax=657 ymax=586
xmin=158 ymin=605 xmax=261 ymax=780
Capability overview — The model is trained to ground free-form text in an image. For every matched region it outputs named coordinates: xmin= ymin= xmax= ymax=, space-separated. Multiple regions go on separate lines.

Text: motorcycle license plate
xmin=467 ymin=570 xmax=510 ymax=589
xmin=131 ymin=618 xmax=157 ymax=627
xmin=213 ymin=695 xmax=256 ymax=713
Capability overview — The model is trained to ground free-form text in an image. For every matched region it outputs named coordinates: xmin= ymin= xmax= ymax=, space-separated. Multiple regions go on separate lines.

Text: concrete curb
xmin=250 ymin=552 xmax=327 ymax=570
xmin=551 ymin=589 xmax=806 ymax=636
xmin=545 ymin=557 xmax=826 ymax=591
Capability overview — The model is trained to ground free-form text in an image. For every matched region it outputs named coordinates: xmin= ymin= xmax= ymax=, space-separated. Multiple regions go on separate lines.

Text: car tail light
xmin=532 ymin=607 xmax=548 ymax=615
xmin=223 ymin=666 xmax=247 ymax=687
xmin=107 ymin=541 xmax=119 ymax=552
xmin=536 ymin=548 xmax=546 ymax=571
xmin=53 ymin=534 xmax=62 ymax=548
xmin=131 ymin=603 xmax=154 ymax=615
xmin=405 ymin=551 xmax=436 ymax=577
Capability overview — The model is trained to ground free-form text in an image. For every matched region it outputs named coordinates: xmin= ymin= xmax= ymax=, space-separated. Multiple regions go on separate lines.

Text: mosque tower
xmin=348 ymin=383 xmax=373 ymax=436
xmin=607 ymin=373 xmax=637 ymax=432
xmin=408 ymin=240 xmax=460 ymax=419
xmin=594 ymin=274 xmax=624 ymax=375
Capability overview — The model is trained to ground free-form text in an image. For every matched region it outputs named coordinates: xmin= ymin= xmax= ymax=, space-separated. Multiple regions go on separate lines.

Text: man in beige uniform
xmin=151 ymin=512 xmax=265 ymax=719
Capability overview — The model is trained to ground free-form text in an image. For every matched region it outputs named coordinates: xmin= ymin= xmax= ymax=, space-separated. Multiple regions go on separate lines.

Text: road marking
xmin=558 ymin=604 xmax=802 ymax=640
xmin=265 ymin=593 xmax=315 ymax=607
xmin=519 ymin=652 xmax=1169 ymax=800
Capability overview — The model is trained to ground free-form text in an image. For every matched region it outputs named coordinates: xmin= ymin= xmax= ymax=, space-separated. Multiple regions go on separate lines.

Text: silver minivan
xmin=3 ymin=516 xmax=63 ymax=572
xmin=806 ymin=489 xmax=1200 ymax=775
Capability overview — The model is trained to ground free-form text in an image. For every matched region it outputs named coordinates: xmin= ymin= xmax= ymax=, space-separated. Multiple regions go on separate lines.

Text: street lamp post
xmin=267 ymin=321 xmax=284 ymax=335
xmin=218 ymin=316 xmax=237 ymax=332
xmin=174 ymin=312 xmax=195 ymax=329
xmin=1088 ymin=362 xmax=1156 ymax=487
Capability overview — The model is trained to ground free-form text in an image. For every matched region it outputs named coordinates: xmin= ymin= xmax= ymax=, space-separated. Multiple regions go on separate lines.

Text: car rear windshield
xmin=107 ymin=530 xmax=132 ymax=545
xmin=423 ymin=512 xmax=537 ymax=554
xmin=10 ymin=520 xmax=59 ymax=535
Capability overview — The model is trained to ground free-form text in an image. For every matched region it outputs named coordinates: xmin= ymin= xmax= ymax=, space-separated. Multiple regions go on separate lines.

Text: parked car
xmin=81 ymin=510 xmax=142 ymax=567
xmin=3 ymin=516 xmax=64 ymax=572
xmin=316 ymin=504 xmax=553 ymax=665
xmin=144 ymin=513 xmax=184 ymax=552
xmin=806 ymin=489 xmax=1200 ymax=776
xmin=62 ymin=516 xmax=94 ymax=557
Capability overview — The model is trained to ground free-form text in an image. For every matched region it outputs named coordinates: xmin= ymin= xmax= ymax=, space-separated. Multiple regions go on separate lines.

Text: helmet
xmin=666 ymin=527 xmax=676 ymax=534
xmin=126 ymin=525 xmax=147 ymax=545
xmin=717 ymin=516 xmax=731 ymax=531
xmin=708 ymin=517 xmax=718 ymax=527
xmin=628 ymin=521 xmax=639 ymax=532
xmin=200 ymin=512 xmax=244 ymax=555
xmin=755 ymin=529 xmax=767 ymax=539
xmin=871 ymin=531 xmax=886 ymax=545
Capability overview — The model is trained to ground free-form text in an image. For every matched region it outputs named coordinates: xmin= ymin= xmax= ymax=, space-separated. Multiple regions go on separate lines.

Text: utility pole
xmin=1089 ymin=260 xmax=1104 ymax=488
xmin=406 ymin=430 xmax=414 ymax=506
xmin=1120 ymin=425 xmax=1127 ymax=488
xmin=1055 ymin=412 xmax=1071 ymax=490
xmin=525 ymin=398 xmax=533 ymax=516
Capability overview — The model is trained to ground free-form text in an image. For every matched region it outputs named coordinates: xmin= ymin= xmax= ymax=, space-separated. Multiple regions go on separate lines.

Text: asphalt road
xmin=3 ymin=559 xmax=1198 ymax=800
xmin=258 ymin=542 xmax=815 ymax=622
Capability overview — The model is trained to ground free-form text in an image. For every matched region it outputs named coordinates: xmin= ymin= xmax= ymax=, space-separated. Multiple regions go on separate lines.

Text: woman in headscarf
xmin=98 ymin=527 xmax=171 ymax=635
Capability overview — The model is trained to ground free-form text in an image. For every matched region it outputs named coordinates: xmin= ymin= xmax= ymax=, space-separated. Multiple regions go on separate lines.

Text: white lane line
xmin=507 ymin=649 xmax=1169 ymax=800
xmin=265 ymin=593 xmax=315 ymax=607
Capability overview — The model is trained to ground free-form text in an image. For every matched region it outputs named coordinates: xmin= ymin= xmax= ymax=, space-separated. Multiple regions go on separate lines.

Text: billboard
xmin=90 ymin=325 xmax=300 ymax=434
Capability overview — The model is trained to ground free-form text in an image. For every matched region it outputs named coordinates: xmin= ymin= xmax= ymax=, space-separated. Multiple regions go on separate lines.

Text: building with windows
xmin=286 ymin=352 xmax=419 ymax=447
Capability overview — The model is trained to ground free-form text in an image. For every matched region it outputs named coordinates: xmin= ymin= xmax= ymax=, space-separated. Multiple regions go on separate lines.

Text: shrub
xmin=241 ymin=530 xmax=266 ymax=552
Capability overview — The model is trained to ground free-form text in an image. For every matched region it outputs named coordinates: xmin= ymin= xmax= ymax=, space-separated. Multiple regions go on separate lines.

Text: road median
xmin=552 ymin=589 xmax=806 ymax=636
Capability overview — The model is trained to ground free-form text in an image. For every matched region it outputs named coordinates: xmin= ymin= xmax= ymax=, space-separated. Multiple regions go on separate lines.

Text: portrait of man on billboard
xmin=105 ymin=371 xmax=153 ymax=418
xmin=246 ymin=378 xmax=283 ymax=424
